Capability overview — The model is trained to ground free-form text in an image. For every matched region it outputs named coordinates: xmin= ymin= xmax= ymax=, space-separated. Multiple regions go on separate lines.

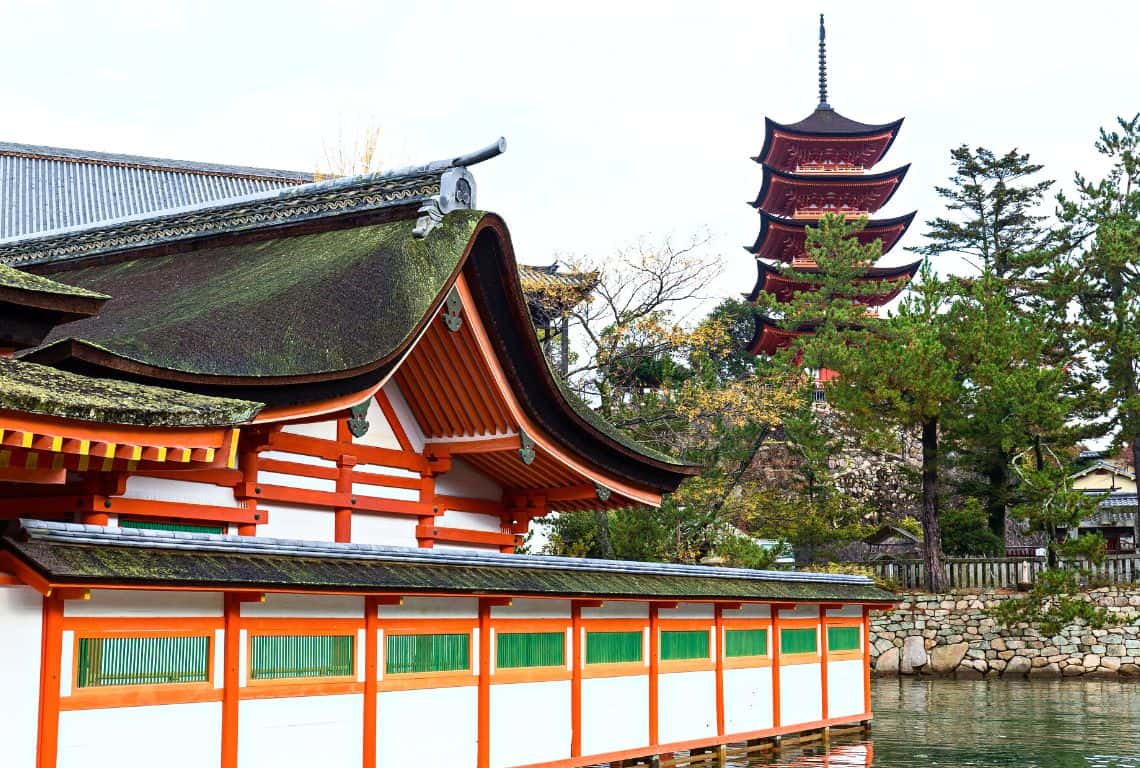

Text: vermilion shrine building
xmin=0 ymin=131 xmax=890 ymax=766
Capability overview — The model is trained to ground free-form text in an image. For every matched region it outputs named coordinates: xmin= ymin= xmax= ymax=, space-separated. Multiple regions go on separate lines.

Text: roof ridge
xmin=0 ymin=140 xmax=315 ymax=183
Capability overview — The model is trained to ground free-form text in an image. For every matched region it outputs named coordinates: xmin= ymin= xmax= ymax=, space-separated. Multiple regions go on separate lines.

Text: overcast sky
xmin=3 ymin=1 xmax=1137 ymax=312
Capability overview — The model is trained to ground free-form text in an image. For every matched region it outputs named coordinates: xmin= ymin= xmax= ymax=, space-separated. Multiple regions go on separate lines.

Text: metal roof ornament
xmin=518 ymin=428 xmax=535 ymax=465
xmin=413 ymin=138 xmax=507 ymax=238
xmin=594 ymin=482 xmax=611 ymax=502
xmin=347 ymin=400 xmax=371 ymax=437
xmin=817 ymin=14 xmax=830 ymax=110
xmin=442 ymin=286 xmax=463 ymax=332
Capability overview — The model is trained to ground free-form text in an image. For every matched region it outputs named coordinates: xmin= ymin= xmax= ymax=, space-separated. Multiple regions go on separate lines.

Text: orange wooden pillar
xmin=363 ymin=597 xmax=378 ymax=768
xmin=221 ymin=594 xmax=241 ymax=768
xmin=237 ymin=444 xmax=260 ymax=536
xmin=714 ymin=604 xmax=726 ymax=737
xmin=35 ymin=595 xmax=63 ymax=768
xmin=477 ymin=598 xmax=493 ymax=768
xmin=334 ymin=421 xmax=355 ymax=543
xmin=819 ymin=606 xmax=829 ymax=722
xmin=570 ymin=602 xmax=583 ymax=758
xmin=771 ymin=606 xmax=781 ymax=729
xmin=648 ymin=604 xmax=660 ymax=746
xmin=862 ymin=605 xmax=872 ymax=716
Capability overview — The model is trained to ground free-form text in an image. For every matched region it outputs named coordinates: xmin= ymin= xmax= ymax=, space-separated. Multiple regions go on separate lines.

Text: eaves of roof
xmin=3 ymin=520 xmax=894 ymax=604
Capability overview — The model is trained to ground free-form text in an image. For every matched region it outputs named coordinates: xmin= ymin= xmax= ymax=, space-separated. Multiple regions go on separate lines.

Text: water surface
xmin=732 ymin=679 xmax=1140 ymax=767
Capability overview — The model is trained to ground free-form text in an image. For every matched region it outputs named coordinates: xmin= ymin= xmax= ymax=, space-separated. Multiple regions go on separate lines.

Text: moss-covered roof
xmin=31 ymin=212 xmax=483 ymax=378
xmin=4 ymin=523 xmax=893 ymax=603
xmin=0 ymin=263 xmax=109 ymax=299
xmin=0 ymin=358 xmax=261 ymax=426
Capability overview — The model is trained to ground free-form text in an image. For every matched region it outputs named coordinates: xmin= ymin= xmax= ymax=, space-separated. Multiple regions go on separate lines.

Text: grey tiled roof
xmin=0 ymin=141 xmax=312 ymax=240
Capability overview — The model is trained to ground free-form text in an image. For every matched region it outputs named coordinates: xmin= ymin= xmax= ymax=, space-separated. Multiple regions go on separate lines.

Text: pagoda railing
xmin=792 ymin=209 xmax=869 ymax=221
xmin=795 ymin=162 xmax=864 ymax=174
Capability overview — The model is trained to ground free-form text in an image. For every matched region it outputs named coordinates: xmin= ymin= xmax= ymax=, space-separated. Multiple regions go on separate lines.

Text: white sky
xmin=2 ymin=1 xmax=1137 ymax=310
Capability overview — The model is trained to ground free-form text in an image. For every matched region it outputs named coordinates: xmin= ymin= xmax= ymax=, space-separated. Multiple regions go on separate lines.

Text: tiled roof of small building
xmin=0 ymin=141 xmax=312 ymax=240
xmin=5 ymin=520 xmax=894 ymax=603
xmin=0 ymin=262 xmax=107 ymax=300
xmin=0 ymin=358 xmax=260 ymax=426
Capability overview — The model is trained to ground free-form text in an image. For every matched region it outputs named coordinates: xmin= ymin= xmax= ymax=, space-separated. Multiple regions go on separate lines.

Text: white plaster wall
xmin=438 ymin=508 xmax=503 ymax=533
xmin=377 ymin=686 xmax=476 ymax=768
xmin=353 ymin=397 xmax=402 ymax=449
xmin=581 ymin=601 xmax=649 ymax=620
xmin=354 ymin=463 xmax=420 ymax=480
xmin=379 ymin=596 xmax=479 ymax=620
xmin=260 ymin=450 xmax=336 ymax=468
xmin=257 ymin=501 xmax=332 ymax=542
xmin=122 ymin=475 xmax=239 ymax=507
xmin=777 ymin=605 xmax=820 ymax=620
xmin=492 ymin=598 xmax=570 ymax=620
xmin=581 ymin=675 xmax=649 ymax=755
xmin=434 ymin=457 xmax=502 ymax=501
xmin=659 ymin=603 xmax=713 ymax=620
xmin=64 ymin=589 xmax=222 ymax=617
xmin=490 ymin=680 xmax=571 ymax=768
xmin=242 ymin=593 xmax=363 ymax=619
xmin=779 ymin=663 xmax=822 ymax=725
xmin=382 ymin=383 xmax=425 ymax=452
xmin=59 ymin=702 xmax=221 ymax=768
xmin=0 ymin=587 xmax=42 ymax=767
xmin=352 ymin=512 xmax=419 ymax=548
xmin=281 ymin=419 xmax=338 ymax=440
xmin=825 ymin=605 xmax=864 ymax=619
xmin=239 ymin=694 xmax=362 ymax=767
xmin=351 ymin=483 xmax=419 ymax=501
xmin=827 ymin=659 xmax=865 ymax=717
xmin=724 ymin=604 xmax=771 ymax=619
xmin=658 ymin=670 xmax=716 ymax=744
xmin=723 ymin=667 xmax=773 ymax=734
xmin=259 ymin=470 xmax=337 ymax=493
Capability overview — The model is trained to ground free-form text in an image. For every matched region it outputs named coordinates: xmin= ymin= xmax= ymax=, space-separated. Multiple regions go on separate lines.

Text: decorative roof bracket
xmin=442 ymin=287 xmax=463 ymax=332
xmin=594 ymin=482 xmax=611 ymax=502
xmin=413 ymin=138 xmax=507 ymax=238
xmin=518 ymin=428 xmax=535 ymax=465
xmin=347 ymin=400 xmax=371 ymax=437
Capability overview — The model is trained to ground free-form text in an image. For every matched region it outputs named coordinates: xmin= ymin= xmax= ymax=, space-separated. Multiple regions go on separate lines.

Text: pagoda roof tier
xmin=755 ymin=112 xmax=904 ymax=173
xmin=747 ymin=210 xmax=916 ymax=263
xmin=747 ymin=316 xmax=816 ymax=356
xmin=0 ymin=264 xmax=108 ymax=351
xmin=751 ymin=164 xmax=909 ymax=218
xmin=747 ymin=259 xmax=921 ymax=304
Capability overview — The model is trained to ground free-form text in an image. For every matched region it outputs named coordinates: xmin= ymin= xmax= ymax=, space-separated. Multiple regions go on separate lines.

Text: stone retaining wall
xmin=871 ymin=587 xmax=1140 ymax=679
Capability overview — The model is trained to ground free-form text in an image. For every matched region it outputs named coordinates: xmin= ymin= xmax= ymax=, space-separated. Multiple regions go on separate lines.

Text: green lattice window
xmin=780 ymin=628 xmax=818 ymax=655
xmin=660 ymin=630 xmax=709 ymax=661
xmin=585 ymin=631 xmax=642 ymax=664
xmin=386 ymin=633 xmax=470 ymax=674
xmin=250 ymin=635 xmax=355 ymax=680
xmin=725 ymin=628 xmax=767 ymax=658
xmin=76 ymin=635 xmax=210 ymax=688
xmin=120 ymin=518 xmax=225 ymax=534
xmin=497 ymin=631 xmax=565 ymax=669
xmin=827 ymin=626 xmax=861 ymax=652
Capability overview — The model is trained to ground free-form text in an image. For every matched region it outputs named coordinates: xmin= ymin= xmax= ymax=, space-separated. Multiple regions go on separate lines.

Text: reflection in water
xmin=732 ymin=679 xmax=1140 ymax=767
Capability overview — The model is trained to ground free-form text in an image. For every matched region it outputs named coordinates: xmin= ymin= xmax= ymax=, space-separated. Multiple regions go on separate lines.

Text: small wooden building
xmin=0 ymin=139 xmax=892 ymax=768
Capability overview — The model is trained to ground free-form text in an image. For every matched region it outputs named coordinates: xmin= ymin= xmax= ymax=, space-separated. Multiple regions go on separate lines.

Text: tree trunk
xmin=1132 ymin=435 xmax=1140 ymax=555
xmin=593 ymin=509 xmax=615 ymax=560
xmin=921 ymin=417 xmax=948 ymax=592
xmin=985 ymin=454 xmax=1008 ymax=540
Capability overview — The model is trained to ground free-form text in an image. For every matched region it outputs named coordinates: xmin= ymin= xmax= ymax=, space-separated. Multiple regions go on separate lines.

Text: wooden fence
xmin=868 ymin=554 xmax=1140 ymax=591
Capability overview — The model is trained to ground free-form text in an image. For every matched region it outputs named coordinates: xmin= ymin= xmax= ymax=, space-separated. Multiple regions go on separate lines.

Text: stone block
xmin=929 ymin=642 xmax=969 ymax=674
xmin=900 ymin=635 xmax=928 ymax=674
xmin=875 ymin=647 xmax=899 ymax=674
xmin=1003 ymin=656 xmax=1031 ymax=677
xmin=1028 ymin=662 xmax=1061 ymax=679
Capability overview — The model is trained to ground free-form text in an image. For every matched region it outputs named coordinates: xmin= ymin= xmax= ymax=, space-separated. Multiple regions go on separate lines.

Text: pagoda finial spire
xmin=817 ymin=13 xmax=830 ymax=109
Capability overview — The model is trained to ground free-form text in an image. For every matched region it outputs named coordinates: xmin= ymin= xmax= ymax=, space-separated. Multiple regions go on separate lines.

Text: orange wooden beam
xmin=221 ymin=594 xmax=240 ymax=768
xmin=714 ymin=604 xmax=726 ymax=737
xmin=363 ymin=596 xmax=379 ymax=768
xmin=477 ymin=598 xmax=493 ymax=768
xmin=649 ymin=604 xmax=660 ymax=746
xmin=570 ymin=602 xmax=583 ymax=757
xmin=0 ymin=552 xmax=51 ymax=596
xmin=426 ymin=435 xmax=520 ymax=455
xmin=414 ymin=524 xmax=521 ymax=548
xmin=35 ymin=596 xmax=63 ymax=768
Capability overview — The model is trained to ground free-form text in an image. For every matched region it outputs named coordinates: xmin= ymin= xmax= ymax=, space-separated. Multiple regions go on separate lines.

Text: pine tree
xmin=915 ymin=145 xmax=1058 ymax=536
xmin=1055 ymin=114 xmax=1140 ymax=547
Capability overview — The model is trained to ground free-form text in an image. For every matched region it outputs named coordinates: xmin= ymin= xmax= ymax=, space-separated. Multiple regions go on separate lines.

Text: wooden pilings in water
xmin=608 ymin=720 xmax=870 ymax=767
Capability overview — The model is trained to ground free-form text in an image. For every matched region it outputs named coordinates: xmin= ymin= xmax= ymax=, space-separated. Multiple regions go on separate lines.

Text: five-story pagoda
xmin=746 ymin=15 xmax=919 ymax=358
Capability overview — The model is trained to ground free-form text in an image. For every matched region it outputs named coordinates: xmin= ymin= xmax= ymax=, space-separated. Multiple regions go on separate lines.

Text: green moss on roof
xmin=36 ymin=211 xmax=485 ymax=377
xmin=6 ymin=538 xmax=894 ymax=603
xmin=0 ymin=263 xmax=108 ymax=299
xmin=0 ymin=358 xmax=261 ymax=426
